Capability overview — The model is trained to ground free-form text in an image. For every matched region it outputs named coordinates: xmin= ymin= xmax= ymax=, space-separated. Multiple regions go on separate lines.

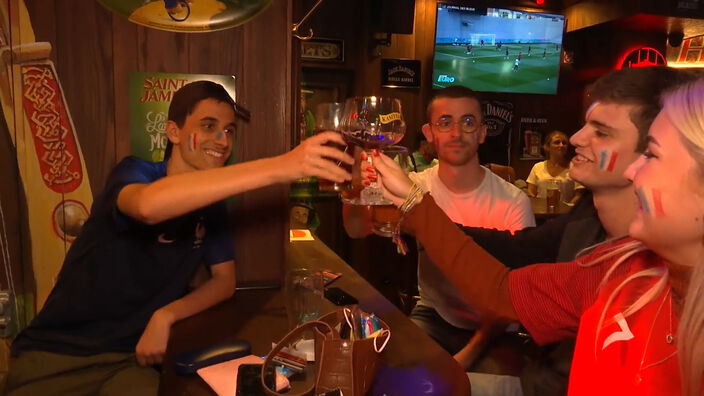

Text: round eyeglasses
xmin=430 ymin=116 xmax=481 ymax=134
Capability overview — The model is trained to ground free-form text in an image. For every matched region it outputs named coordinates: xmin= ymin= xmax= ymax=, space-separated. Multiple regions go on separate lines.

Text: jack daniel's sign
xmin=381 ymin=58 xmax=421 ymax=88
xmin=479 ymin=100 xmax=514 ymax=165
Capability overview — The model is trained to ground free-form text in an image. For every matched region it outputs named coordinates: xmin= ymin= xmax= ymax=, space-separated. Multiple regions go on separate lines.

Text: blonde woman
xmin=370 ymin=79 xmax=704 ymax=395
xmin=526 ymin=130 xmax=584 ymax=204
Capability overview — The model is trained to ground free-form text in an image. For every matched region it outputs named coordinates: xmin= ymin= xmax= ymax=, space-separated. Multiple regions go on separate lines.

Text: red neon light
xmin=616 ymin=46 xmax=666 ymax=69
xmin=536 ymin=0 xmax=545 ymax=5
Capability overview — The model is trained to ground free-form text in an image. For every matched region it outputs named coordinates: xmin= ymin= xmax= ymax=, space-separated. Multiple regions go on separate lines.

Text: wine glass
xmin=340 ymin=96 xmax=406 ymax=205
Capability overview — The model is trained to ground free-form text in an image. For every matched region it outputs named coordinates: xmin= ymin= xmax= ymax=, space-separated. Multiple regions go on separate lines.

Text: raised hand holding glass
xmin=340 ymin=97 xmax=406 ymax=205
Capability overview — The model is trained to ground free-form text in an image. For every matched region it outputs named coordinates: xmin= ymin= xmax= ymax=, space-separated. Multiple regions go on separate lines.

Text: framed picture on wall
xmin=519 ymin=116 xmax=548 ymax=160
xmin=301 ymin=38 xmax=344 ymax=62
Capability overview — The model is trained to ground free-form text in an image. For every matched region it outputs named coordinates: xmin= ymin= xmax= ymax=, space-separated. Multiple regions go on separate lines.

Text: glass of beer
xmin=546 ymin=179 xmax=561 ymax=213
xmin=371 ymin=145 xmax=411 ymax=237
xmin=315 ymin=102 xmax=352 ymax=192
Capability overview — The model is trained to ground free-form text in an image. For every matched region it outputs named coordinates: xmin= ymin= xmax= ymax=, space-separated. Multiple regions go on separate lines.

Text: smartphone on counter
xmin=236 ymin=363 xmax=274 ymax=396
xmin=322 ymin=270 xmax=342 ymax=286
xmin=324 ymin=287 xmax=358 ymax=306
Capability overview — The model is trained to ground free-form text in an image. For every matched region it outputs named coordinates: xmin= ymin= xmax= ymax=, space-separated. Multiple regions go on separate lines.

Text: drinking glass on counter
xmin=371 ymin=145 xmax=411 ymax=237
xmin=546 ymin=179 xmax=561 ymax=213
xmin=285 ymin=268 xmax=324 ymax=329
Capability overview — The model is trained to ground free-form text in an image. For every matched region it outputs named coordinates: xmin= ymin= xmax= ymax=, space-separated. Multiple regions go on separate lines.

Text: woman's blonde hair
xmin=581 ymin=78 xmax=704 ymax=395
xmin=661 ymin=78 xmax=704 ymax=396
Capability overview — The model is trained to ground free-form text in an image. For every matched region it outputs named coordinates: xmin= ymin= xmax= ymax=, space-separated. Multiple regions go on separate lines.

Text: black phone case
xmin=324 ymin=287 xmax=358 ymax=306
xmin=173 ymin=339 xmax=251 ymax=375
xmin=236 ymin=363 xmax=274 ymax=396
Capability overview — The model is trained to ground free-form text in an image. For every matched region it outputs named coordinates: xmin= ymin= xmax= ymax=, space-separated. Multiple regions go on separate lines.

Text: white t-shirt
xmin=410 ymin=165 xmax=535 ymax=329
xmin=526 ymin=161 xmax=584 ymax=200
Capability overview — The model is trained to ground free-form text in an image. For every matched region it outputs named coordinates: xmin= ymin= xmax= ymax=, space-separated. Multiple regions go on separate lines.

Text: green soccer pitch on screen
xmin=432 ymin=4 xmax=565 ymax=95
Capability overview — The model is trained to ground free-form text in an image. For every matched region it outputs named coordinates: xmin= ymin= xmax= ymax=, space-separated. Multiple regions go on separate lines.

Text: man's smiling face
xmin=172 ymin=98 xmax=236 ymax=172
xmin=569 ymin=101 xmax=642 ymax=192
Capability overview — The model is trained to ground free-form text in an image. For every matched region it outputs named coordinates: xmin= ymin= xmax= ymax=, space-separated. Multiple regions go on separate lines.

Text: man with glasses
xmin=408 ymin=86 xmax=534 ymax=379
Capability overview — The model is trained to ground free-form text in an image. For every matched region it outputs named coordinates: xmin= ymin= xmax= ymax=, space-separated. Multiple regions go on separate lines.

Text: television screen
xmin=432 ymin=4 xmax=565 ymax=94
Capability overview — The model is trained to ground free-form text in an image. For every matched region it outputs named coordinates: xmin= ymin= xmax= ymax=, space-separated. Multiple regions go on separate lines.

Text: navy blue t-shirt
xmin=12 ymin=157 xmax=234 ymax=356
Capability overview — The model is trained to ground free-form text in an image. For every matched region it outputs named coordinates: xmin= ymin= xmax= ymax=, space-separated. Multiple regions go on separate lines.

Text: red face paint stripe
xmin=606 ymin=151 xmax=618 ymax=172
xmin=652 ymin=188 xmax=665 ymax=218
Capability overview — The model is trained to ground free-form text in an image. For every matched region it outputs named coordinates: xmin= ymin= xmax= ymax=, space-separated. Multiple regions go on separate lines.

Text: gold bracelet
xmin=399 ymin=183 xmax=426 ymax=214
xmin=392 ymin=183 xmax=426 ymax=255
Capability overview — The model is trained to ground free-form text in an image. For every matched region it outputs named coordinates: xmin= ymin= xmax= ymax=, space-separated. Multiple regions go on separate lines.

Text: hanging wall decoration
xmin=98 ymin=0 xmax=271 ymax=33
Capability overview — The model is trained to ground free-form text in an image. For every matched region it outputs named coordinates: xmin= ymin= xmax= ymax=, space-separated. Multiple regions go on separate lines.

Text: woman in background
xmin=527 ymin=130 xmax=584 ymax=204
xmin=371 ymin=79 xmax=704 ymax=394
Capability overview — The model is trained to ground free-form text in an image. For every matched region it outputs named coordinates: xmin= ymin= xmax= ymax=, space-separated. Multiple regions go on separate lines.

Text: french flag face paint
xmin=651 ymin=188 xmax=665 ymax=218
xmin=636 ymin=187 xmax=650 ymax=215
xmin=599 ymin=150 xmax=619 ymax=172
xmin=636 ymin=187 xmax=665 ymax=218
xmin=189 ymin=133 xmax=197 ymax=152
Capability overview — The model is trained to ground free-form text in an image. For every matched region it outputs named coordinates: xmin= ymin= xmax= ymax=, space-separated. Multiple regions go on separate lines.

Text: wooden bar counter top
xmin=158 ymin=235 xmax=470 ymax=396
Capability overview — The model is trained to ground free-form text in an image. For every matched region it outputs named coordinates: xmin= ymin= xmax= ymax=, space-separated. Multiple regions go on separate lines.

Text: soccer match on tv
xmin=432 ymin=5 xmax=565 ymax=94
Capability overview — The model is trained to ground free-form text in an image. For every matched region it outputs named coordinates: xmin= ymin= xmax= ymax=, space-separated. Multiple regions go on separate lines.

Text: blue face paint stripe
xmin=215 ymin=131 xmax=224 ymax=140
xmin=636 ymin=187 xmax=651 ymax=214
xmin=599 ymin=150 xmax=607 ymax=170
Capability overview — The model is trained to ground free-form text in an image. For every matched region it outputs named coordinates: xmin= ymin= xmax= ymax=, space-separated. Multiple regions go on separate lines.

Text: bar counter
xmin=158 ymin=235 xmax=470 ymax=395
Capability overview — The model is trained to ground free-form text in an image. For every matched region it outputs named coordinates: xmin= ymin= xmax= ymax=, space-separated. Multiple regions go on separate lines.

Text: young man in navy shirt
xmin=5 ymin=81 xmax=352 ymax=395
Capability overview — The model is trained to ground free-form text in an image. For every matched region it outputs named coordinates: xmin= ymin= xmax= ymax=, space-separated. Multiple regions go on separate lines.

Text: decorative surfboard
xmin=0 ymin=0 xmax=93 ymax=318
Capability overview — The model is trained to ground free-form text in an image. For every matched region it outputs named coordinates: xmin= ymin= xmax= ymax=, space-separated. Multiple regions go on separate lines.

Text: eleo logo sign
xmin=437 ymin=74 xmax=455 ymax=83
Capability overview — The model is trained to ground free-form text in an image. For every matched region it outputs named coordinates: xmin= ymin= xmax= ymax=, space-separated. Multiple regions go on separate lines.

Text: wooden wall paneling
xmin=136 ymin=27 xmax=188 ymax=73
xmin=52 ymin=1 xmax=116 ymax=193
xmin=232 ymin=0 xmax=291 ymax=287
xmin=186 ymin=28 xmax=244 ymax=77
xmin=23 ymin=0 xmax=56 ymax=63
xmin=111 ymin=14 xmax=138 ymax=162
